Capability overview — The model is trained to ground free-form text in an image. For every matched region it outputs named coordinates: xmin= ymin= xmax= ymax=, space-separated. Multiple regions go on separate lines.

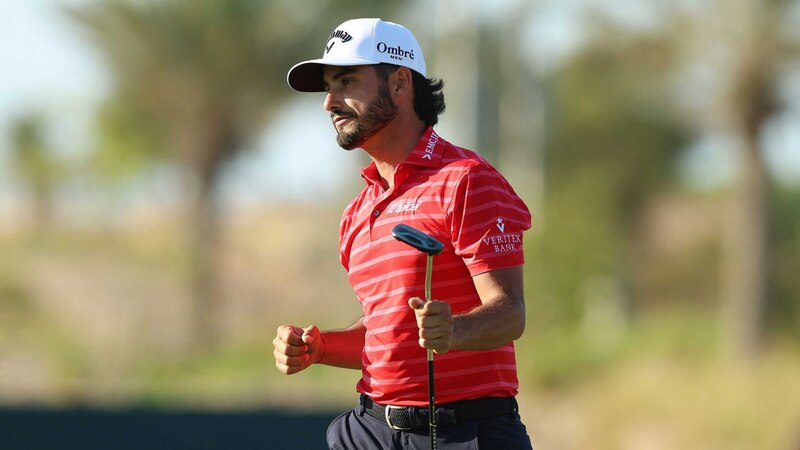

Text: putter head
xmin=391 ymin=224 xmax=444 ymax=256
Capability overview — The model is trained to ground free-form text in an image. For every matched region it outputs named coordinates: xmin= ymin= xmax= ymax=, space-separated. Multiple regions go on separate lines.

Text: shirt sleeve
xmin=446 ymin=161 xmax=532 ymax=276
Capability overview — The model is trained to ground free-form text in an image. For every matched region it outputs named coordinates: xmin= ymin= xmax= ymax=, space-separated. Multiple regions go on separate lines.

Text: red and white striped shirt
xmin=339 ymin=127 xmax=532 ymax=406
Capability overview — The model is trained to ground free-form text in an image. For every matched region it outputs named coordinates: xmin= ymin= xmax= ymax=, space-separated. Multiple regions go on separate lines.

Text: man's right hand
xmin=273 ymin=325 xmax=325 ymax=374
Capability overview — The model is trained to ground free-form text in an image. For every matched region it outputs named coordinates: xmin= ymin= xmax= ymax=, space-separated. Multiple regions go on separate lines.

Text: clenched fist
xmin=408 ymin=298 xmax=453 ymax=354
xmin=273 ymin=325 xmax=325 ymax=374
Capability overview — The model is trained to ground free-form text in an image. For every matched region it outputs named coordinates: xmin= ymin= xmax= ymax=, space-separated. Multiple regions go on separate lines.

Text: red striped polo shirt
xmin=339 ymin=127 xmax=532 ymax=406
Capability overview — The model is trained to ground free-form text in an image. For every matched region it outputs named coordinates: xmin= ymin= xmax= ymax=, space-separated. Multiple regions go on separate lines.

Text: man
xmin=273 ymin=18 xmax=533 ymax=449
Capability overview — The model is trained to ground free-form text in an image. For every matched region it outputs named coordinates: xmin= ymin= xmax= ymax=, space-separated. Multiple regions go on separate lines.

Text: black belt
xmin=359 ymin=394 xmax=518 ymax=431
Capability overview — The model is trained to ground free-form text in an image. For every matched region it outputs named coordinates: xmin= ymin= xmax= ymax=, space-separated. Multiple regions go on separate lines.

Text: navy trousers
xmin=326 ymin=404 xmax=533 ymax=450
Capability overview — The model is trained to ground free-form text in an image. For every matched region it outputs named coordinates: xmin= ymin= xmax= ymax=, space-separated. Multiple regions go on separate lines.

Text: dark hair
xmin=375 ymin=64 xmax=446 ymax=126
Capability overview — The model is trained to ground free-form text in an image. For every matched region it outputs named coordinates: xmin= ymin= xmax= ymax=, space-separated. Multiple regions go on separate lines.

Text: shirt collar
xmin=360 ymin=127 xmax=446 ymax=186
xmin=404 ymin=126 xmax=446 ymax=168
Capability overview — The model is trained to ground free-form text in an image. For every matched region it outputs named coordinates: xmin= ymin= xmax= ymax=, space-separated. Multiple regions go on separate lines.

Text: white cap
xmin=287 ymin=18 xmax=427 ymax=92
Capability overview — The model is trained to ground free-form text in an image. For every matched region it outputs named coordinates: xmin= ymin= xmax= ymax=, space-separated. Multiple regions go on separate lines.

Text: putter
xmin=391 ymin=223 xmax=444 ymax=450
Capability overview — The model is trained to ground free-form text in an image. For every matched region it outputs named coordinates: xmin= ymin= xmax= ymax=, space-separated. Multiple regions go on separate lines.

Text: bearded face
xmin=331 ymin=78 xmax=398 ymax=150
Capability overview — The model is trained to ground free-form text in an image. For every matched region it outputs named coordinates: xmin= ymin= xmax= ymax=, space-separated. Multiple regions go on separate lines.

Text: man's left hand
xmin=408 ymin=298 xmax=453 ymax=354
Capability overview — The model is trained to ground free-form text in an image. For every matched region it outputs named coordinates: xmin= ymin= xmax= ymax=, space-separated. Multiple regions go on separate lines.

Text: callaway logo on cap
xmin=287 ymin=18 xmax=427 ymax=92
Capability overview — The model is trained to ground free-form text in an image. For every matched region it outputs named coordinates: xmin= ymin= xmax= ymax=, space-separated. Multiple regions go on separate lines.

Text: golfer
xmin=274 ymin=18 xmax=533 ymax=449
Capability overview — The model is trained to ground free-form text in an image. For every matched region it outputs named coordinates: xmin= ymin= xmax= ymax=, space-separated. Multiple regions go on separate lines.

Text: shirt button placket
xmin=368 ymin=208 xmax=381 ymax=239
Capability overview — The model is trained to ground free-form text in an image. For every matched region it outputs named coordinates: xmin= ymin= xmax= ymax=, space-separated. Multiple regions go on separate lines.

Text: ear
xmin=389 ymin=67 xmax=413 ymax=103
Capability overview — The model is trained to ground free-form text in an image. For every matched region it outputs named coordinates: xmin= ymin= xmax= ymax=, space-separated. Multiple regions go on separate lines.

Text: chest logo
xmin=386 ymin=199 xmax=422 ymax=214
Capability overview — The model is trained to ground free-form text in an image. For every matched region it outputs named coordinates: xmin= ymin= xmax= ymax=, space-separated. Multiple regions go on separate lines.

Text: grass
xmin=1 ymin=218 xmax=799 ymax=449
xmin=127 ymin=342 xmax=359 ymax=411
xmin=517 ymin=310 xmax=800 ymax=450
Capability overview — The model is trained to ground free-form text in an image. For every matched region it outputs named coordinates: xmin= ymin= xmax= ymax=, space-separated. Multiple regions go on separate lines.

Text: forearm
xmin=451 ymin=294 xmax=525 ymax=351
xmin=318 ymin=317 xmax=365 ymax=369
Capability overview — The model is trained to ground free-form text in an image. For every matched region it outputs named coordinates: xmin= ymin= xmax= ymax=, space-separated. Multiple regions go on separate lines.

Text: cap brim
xmin=287 ymin=57 xmax=380 ymax=92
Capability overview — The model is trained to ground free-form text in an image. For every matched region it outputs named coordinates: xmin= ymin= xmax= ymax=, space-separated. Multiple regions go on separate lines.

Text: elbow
xmin=509 ymin=307 xmax=526 ymax=342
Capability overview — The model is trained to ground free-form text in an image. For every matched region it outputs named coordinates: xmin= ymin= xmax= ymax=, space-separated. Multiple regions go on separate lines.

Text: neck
xmin=362 ymin=116 xmax=427 ymax=190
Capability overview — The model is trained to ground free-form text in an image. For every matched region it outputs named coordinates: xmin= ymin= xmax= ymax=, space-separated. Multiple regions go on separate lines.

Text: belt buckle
xmin=384 ymin=405 xmax=412 ymax=431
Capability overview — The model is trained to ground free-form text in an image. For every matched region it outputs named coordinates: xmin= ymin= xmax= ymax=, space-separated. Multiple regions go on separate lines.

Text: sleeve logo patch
xmin=483 ymin=234 xmax=522 ymax=253
xmin=484 ymin=217 xmax=521 ymax=253
xmin=496 ymin=217 xmax=505 ymax=233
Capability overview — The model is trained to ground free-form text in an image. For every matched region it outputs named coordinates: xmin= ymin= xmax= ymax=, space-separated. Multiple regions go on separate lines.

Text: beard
xmin=332 ymin=82 xmax=398 ymax=150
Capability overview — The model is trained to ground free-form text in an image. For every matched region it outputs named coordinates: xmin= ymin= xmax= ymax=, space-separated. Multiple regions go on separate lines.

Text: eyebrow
xmin=325 ymin=67 xmax=358 ymax=85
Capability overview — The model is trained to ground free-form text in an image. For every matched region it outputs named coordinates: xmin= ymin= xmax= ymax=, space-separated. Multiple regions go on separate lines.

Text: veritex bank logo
xmin=484 ymin=217 xmax=522 ymax=253
xmin=325 ymin=29 xmax=353 ymax=53
xmin=496 ymin=217 xmax=506 ymax=233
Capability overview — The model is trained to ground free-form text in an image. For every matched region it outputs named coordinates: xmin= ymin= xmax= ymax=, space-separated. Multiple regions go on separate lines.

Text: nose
xmin=323 ymin=90 xmax=339 ymax=113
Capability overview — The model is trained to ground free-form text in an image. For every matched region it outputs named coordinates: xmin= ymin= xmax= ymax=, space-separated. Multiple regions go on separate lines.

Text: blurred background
xmin=1 ymin=0 xmax=799 ymax=449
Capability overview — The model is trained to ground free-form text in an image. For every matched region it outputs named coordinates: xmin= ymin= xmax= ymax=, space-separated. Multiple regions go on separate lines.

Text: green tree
xmin=535 ymin=29 xmax=689 ymax=327
xmin=769 ymin=186 xmax=800 ymax=336
xmin=679 ymin=0 xmax=800 ymax=359
xmin=67 ymin=0 xmax=398 ymax=348
xmin=9 ymin=112 xmax=64 ymax=231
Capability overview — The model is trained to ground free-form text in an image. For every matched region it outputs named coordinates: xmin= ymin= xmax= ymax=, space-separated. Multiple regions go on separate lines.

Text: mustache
xmin=330 ymin=108 xmax=357 ymax=120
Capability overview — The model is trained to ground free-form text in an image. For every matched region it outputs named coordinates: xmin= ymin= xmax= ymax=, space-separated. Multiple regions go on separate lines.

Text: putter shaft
xmin=425 ymin=254 xmax=437 ymax=449
xmin=391 ymin=224 xmax=441 ymax=449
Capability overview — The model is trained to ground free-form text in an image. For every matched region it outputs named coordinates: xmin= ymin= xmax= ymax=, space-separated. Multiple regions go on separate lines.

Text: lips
xmin=333 ymin=115 xmax=354 ymax=127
